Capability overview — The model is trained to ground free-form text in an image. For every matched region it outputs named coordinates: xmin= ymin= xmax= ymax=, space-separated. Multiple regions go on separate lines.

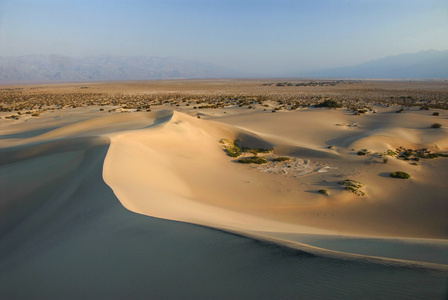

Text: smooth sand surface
xmin=1 ymin=104 xmax=448 ymax=298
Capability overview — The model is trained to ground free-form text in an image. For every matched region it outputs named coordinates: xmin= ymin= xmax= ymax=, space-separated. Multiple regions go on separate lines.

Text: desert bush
xmin=425 ymin=153 xmax=439 ymax=159
xmin=383 ymin=157 xmax=388 ymax=164
xmin=318 ymin=189 xmax=329 ymax=196
xmin=390 ymin=171 xmax=411 ymax=179
xmin=357 ymin=149 xmax=370 ymax=156
xmin=220 ymin=139 xmax=242 ymax=157
xmin=431 ymin=123 xmax=442 ymax=128
xmin=433 ymin=112 xmax=440 ymax=116
xmin=384 ymin=149 xmax=396 ymax=156
xmin=272 ymin=157 xmax=290 ymax=162
xmin=238 ymin=156 xmax=268 ymax=164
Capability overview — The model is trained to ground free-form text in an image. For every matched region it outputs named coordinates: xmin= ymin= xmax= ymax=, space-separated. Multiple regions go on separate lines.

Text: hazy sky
xmin=0 ymin=0 xmax=447 ymax=75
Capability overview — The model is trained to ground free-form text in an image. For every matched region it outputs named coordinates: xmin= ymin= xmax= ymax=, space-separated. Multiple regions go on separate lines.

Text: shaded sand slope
xmin=1 ymin=109 xmax=448 ymax=298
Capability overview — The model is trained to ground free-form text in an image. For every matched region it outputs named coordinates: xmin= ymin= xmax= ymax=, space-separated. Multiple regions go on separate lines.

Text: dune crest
xmin=103 ymin=111 xmax=332 ymax=233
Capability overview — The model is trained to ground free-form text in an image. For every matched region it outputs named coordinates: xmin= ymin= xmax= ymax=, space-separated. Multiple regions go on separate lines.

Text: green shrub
xmin=390 ymin=171 xmax=411 ymax=179
xmin=357 ymin=149 xmax=370 ymax=156
xmin=431 ymin=123 xmax=442 ymax=128
xmin=425 ymin=153 xmax=439 ymax=159
xmin=238 ymin=156 xmax=268 ymax=164
xmin=246 ymin=148 xmax=273 ymax=155
xmin=318 ymin=189 xmax=329 ymax=196
xmin=384 ymin=149 xmax=396 ymax=156
xmin=273 ymin=157 xmax=290 ymax=162
xmin=220 ymin=139 xmax=242 ymax=157
xmin=225 ymin=146 xmax=241 ymax=157
xmin=221 ymin=138 xmax=273 ymax=159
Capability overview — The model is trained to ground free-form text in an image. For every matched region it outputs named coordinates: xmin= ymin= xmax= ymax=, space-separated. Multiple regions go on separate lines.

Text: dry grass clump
xmin=220 ymin=139 xmax=242 ymax=157
xmin=339 ymin=179 xmax=366 ymax=196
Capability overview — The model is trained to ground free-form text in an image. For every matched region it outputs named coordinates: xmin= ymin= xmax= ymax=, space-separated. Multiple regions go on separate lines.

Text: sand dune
xmin=1 ymin=105 xmax=448 ymax=298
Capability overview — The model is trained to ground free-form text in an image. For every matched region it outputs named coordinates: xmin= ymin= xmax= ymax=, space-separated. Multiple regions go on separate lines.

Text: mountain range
xmin=0 ymin=55 xmax=238 ymax=82
xmin=303 ymin=50 xmax=448 ymax=79
xmin=0 ymin=50 xmax=447 ymax=82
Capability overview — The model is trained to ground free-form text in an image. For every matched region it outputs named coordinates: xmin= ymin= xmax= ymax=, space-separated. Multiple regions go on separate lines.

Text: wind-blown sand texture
xmin=1 ymin=80 xmax=448 ymax=298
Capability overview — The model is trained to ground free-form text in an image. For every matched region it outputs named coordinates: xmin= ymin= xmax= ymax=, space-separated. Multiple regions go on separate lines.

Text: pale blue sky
xmin=0 ymin=0 xmax=447 ymax=75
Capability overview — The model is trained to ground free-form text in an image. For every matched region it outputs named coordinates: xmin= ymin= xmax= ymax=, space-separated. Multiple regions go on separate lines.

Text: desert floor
xmin=1 ymin=80 xmax=448 ymax=299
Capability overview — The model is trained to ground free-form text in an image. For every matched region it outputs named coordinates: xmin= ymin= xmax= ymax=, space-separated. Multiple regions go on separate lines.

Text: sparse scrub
xmin=238 ymin=156 xmax=268 ymax=164
xmin=272 ymin=156 xmax=290 ymax=162
xmin=314 ymin=99 xmax=342 ymax=109
xmin=390 ymin=171 xmax=411 ymax=179
xmin=431 ymin=123 xmax=442 ymax=128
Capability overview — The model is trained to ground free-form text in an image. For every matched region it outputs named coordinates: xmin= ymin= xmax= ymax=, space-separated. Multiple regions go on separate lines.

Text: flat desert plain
xmin=1 ymin=80 xmax=448 ymax=298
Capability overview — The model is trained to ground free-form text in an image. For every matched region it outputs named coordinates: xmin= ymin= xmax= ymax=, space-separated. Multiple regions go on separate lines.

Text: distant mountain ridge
xmin=304 ymin=50 xmax=448 ymax=79
xmin=0 ymin=55 xmax=239 ymax=82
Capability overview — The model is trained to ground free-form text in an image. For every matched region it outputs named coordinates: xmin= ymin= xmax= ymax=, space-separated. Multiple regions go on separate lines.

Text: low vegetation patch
xmin=431 ymin=123 xmax=442 ymax=128
xmin=314 ymin=99 xmax=342 ymax=109
xmin=220 ymin=139 xmax=242 ymax=157
xmin=390 ymin=171 xmax=411 ymax=179
xmin=234 ymin=139 xmax=273 ymax=155
xmin=339 ymin=179 xmax=366 ymax=196
xmin=378 ymin=146 xmax=447 ymax=162
xmin=357 ymin=149 xmax=371 ymax=156
xmin=384 ymin=149 xmax=397 ymax=156
xmin=272 ymin=156 xmax=290 ymax=162
xmin=339 ymin=179 xmax=363 ymax=189
xmin=238 ymin=156 xmax=268 ymax=164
